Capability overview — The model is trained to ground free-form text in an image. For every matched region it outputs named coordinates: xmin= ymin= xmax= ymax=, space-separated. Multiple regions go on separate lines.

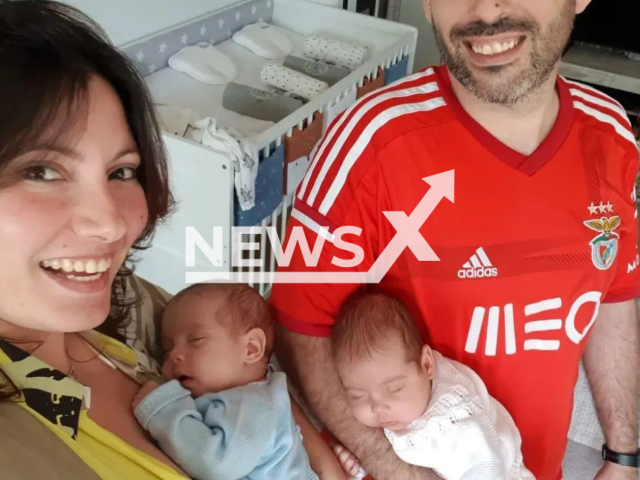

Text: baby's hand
xmin=132 ymin=380 xmax=160 ymax=411
xmin=332 ymin=443 xmax=363 ymax=478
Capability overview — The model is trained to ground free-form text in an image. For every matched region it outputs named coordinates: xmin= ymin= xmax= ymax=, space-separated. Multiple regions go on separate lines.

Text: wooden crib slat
xmin=269 ymin=206 xmax=279 ymax=276
xmin=280 ymin=194 xmax=290 ymax=241
xmin=357 ymin=67 xmax=386 ymax=99
xmin=259 ymin=217 xmax=268 ymax=296
xmin=248 ymin=231 xmax=256 ymax=288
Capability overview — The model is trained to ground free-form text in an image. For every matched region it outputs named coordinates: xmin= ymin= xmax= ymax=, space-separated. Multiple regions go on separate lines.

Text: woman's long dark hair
xmin=0 ymin=0 xmax=173 ymax=399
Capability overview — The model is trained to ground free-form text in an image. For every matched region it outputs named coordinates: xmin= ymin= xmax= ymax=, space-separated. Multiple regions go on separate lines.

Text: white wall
xmin=63 ymin=0 xmax=239 ymax=46
xmin=399 ymin=0 xmax=441 ymax=71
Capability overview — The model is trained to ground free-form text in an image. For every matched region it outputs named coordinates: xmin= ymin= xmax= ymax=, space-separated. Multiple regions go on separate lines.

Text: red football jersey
xmin=270 ymin=66 xmax=640 ymax=480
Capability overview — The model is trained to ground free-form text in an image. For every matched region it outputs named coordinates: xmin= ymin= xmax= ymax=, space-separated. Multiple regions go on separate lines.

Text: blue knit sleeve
xmin=135 ymin=379 xmax=276 ymax=480
xmin=134 ymin=374 xmax=318 ymax=480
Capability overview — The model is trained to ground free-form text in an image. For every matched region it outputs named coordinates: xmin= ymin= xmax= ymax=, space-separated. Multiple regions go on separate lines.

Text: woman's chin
xmin=44 ymin=298 xmax=113 ymax=333
xmin=35 ymin=267 xmax=122 ymax=328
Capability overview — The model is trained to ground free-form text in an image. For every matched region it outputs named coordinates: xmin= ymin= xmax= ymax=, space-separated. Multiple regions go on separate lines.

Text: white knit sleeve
xmin=388 ymin=410 xmax=512 ymax=480
xmin=386 ymin=420 xmax=447 ymax=469
xmin=453 ymin=414 xmax=508 ymax=480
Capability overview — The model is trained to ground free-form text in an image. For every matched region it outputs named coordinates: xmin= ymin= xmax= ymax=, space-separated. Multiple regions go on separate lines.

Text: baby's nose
xmin=168 ymin=350 xmax=185 ymax=364
xmin=372 ymin=401 xmax=388 ymax=414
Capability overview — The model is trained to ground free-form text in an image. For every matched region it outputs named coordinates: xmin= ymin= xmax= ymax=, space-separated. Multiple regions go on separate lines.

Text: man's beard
xmin=433 ymin=2 xmax=576 ymax=105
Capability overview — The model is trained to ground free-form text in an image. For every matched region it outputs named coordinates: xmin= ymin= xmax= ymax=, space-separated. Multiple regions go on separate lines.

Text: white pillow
xmin=168 ymin=42 xmax=238 ymax=85
xmin=233 ymin=22 xmax=293 ymax=59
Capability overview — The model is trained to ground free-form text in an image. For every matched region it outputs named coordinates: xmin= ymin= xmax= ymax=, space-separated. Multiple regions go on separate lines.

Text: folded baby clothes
xmin=261 ymin=64 xmax=329 ymax=101
xmin=232 ymin=22 xmax=293 ymax=59
xmin=186 ymin=117 xmax=259 ymax=211
xmin=168 ymin=42 xmax=238 ymax=85
xmin=283 ymin=55 xmax=351 ymax=86
xmin=223 ymin=83 xmax=305 ymax=123
xmin=303 ymin=34 xmax=368 ymax=70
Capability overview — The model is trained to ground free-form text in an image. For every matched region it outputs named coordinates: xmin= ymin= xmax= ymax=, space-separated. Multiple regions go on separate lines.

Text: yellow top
xmin=0 ymin=331 xmax=188 ymax=480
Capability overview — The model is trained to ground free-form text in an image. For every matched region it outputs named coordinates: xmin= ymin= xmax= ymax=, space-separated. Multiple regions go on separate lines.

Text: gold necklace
xmin=65 ymin=333 xmax=99 ymax=381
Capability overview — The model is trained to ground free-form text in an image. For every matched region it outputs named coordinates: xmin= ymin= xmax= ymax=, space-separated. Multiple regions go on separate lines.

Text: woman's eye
xmin=23 ymin=165 xmax=62 ymax=182
xmin=109 ymin=166 xmax=138 ymax=181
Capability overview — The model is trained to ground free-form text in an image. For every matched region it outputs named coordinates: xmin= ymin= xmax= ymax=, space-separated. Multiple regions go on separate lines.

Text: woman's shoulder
xmin=0 ymin=402 xmax=102 ymax=480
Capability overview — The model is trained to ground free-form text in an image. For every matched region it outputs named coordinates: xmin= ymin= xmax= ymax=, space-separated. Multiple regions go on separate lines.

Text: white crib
xmin=126 ymin=0 xmax=418 ymax=296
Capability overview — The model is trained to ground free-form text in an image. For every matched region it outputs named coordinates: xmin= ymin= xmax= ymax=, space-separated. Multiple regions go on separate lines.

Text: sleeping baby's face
xmin=337 ymin=335 xmax=434 ymax=434
xmin=160 ymin=292 xmax=250 ymax=397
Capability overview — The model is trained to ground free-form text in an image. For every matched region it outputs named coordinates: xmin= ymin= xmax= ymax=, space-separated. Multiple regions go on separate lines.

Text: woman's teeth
xmin=40 ymin=258 xmax=112 ymax=274
xmin=64 ymin=273 xmax=104 ymax=282
xmin=471 ymin=39 xmax=519 ymax=56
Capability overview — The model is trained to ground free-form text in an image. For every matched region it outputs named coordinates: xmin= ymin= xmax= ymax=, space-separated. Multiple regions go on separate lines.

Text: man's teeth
xmin=41 ymin=258 xmax=112 ymax=274
xmin=471 ymin=39 xmax=518 ymax=56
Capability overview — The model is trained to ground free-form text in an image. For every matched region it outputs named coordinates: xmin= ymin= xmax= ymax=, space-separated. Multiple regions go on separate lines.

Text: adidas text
xmin=458 ymin=267 xmax=498 ymax=279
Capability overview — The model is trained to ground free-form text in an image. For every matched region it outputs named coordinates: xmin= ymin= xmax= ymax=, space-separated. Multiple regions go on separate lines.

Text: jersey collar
xmin=435 ymin=65 xmax=574 ymax=176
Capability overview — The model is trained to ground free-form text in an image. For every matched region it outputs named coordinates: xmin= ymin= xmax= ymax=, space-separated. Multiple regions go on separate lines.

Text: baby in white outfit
xmin=331 ymin=292 xmax=535 ymax=480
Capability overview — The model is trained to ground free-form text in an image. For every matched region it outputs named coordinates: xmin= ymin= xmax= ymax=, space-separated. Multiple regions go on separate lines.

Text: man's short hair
xmin=167 ymin=283 xmax=275 ymax=357
xmin=332 ymin=291 xmax=424 ymax=367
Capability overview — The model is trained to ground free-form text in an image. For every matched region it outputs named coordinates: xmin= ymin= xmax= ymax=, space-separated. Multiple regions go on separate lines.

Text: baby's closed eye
xmin=386 ymin=383 xmax=405 ymax=395
xmin=347 ymin=392 xmax=367 ymax=401
xmin=187 ymin=336 xmax=208 ymax=347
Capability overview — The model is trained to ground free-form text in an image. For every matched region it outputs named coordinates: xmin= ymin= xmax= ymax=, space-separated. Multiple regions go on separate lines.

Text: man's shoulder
xmin=341 ymin=65 xmax=452 ymax=147
xmin=565 ymin=76 xmax=638 ymax=153
xmin=294 ymin=66 xmax=453 ymax=219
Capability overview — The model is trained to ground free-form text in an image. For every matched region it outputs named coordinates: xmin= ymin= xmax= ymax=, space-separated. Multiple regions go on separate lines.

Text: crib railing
xmin=243 ymin=47 xmax=413 ymax=298
xmin=240 ymin=193 xmax=293 ymax=297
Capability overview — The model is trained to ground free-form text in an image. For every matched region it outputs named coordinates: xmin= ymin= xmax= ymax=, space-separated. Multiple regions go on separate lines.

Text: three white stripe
xmin=298 ymin=69 xmax=435 ymax=201
xmin=564 ymin=78 xmax=627 ymax=112
xmin=569 ymin=88 xmax=631 ymax=126
xmin=308 ymin=82 xmax=443 ymax=210
xmin=573 ymin=101 xmax=638 ymax=148
xmin=318 ymin=96 xmax=447 ymax=216
xmin=566 ymin=79 xmax=637 ymax=149
xmin=291 ymin=208 xmax=334 ymax=242
xmin=462 ymin=247 xmax=493 ymax=269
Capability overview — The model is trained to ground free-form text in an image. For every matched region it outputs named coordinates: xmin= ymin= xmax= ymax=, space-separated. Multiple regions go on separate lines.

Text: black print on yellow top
xmin=0 ymin=339 xmax=82 ymax=439
xmin=0 ymin=338 xmax=29 ymax=362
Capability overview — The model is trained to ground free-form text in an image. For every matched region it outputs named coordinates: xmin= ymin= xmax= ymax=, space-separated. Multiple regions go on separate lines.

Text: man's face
xmin=425 ymin=0 xmax=587 ymax=105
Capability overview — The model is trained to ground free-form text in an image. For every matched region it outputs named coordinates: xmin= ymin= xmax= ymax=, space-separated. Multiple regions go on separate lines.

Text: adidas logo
xmin=457 ymin=247 xmax=498 ymax=279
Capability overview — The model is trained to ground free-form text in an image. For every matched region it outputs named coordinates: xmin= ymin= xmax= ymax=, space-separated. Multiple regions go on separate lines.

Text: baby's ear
xmin=420 ymin=344 xmax=435 ymax=380
xmin=243 ymin=327 xmax=267 ymax=364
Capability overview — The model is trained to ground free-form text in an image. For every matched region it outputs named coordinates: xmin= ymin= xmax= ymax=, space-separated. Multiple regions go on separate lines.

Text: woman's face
xmin=0 ymin=76 xmax=148 ymax=334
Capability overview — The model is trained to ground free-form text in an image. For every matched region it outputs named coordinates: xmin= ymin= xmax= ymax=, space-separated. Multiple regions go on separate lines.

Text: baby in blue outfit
xmin=133 ymin=283 xmax=318 ymax=480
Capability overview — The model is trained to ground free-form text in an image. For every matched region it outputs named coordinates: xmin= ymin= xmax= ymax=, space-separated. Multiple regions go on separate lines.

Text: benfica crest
xmin=583 ymin=216 xmax=621 ymax=270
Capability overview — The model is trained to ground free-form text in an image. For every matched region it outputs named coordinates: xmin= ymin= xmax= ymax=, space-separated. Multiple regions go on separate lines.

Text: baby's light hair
xmin=166 ymin=283 xmax=275 ymax=358
xmin=332 ymin=291 xmax=424 ymax=368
